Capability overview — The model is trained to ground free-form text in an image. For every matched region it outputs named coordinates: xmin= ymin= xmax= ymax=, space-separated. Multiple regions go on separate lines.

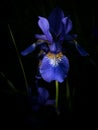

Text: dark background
xmin=0 ymin=0 xmax=98 ymax=128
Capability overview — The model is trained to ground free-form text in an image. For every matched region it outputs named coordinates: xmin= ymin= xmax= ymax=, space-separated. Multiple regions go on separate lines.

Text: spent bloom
xmin=21 ymin=7 xmax=89 ymax=83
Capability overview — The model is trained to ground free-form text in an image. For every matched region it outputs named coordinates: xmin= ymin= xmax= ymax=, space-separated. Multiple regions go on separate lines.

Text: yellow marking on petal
xmin=47 ymin=52 xmax=55 ymax=59
xmin=47 ymin=52 xmax=63 ymax=60
xmin=39 ymin=52 xmax=64 ymax=67
xmin=46 ymin=52 xmax=63 ymax=67
xmin=56 ymin=52 xmax=63 ymax=59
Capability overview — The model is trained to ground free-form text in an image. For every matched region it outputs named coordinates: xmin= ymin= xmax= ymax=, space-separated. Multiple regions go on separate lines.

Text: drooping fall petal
xmin=39 ymin=52 xmax=69 ymax=82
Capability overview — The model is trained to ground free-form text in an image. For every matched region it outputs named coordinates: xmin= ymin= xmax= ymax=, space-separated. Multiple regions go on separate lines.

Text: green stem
xmin=55 ymin=80 xmax=59 ymax=115
xmin=8 ymin=24 xmax=29 ymax=95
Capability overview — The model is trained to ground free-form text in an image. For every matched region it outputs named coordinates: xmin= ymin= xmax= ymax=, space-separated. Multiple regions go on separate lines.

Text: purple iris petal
xmin=68 ymin=40 xmax=89 ymax=56
xmin=21 ymin=43 xmax=36 ymax=56
xmin=48 ymin=7 xmax=64 ymax=37
xmin=21 ymin=41 xmax=45 ymax=56
xmin=49 ymin=42 xmax=62 ymax=53
xmin=35 ymin=34 xmax=48 ymax=41
xmin=30 ymin=87 xmax=49 ymax=111
xmin=39 ymin=53 xmax=69 ymax=82
xmin=62 ymin=17 xmax=72 ymax=35
xmin=64 ymin=34 xmax=77 ymax=41
xmin=75 ymin=43 xmax=89 ymax=56
xmin=37 ymin=87 xmax=49 ymax=104
xmin=38 ymin=16 xmax=53 ymax=42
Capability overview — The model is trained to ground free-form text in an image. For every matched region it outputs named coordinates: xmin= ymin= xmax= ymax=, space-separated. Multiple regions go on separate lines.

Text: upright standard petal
xmin=38 ymin=16 xmax=53 ymax=42
xmin=62 ymin=17 xmax=72 ymax=35
xmin=48 ymin=7 xmax=64 ymax=37
xmin=39 ymin=52 xmax=69 ymax=82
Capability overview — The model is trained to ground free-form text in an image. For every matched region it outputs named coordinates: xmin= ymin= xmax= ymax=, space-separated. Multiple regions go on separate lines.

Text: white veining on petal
xmin=49 ymin=57 xmax=60 ymax=67
xmin=46 ymin=52 xmax=63 ymax=67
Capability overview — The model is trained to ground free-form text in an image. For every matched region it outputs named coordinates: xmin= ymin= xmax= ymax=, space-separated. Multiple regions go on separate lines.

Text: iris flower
xmin=21 ymin=7 xmax=89 ymax=83
xmin=29 ymin=86 xmax=55 ymax=112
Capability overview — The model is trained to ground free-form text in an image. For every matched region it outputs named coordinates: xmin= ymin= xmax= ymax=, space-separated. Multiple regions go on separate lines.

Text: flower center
xmin=46 ymin=52 xmax=63 ymax=67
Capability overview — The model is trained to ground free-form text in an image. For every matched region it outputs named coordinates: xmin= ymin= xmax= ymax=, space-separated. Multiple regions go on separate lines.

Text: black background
xmin=0 ymin=0 xmax=98 ymax=128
